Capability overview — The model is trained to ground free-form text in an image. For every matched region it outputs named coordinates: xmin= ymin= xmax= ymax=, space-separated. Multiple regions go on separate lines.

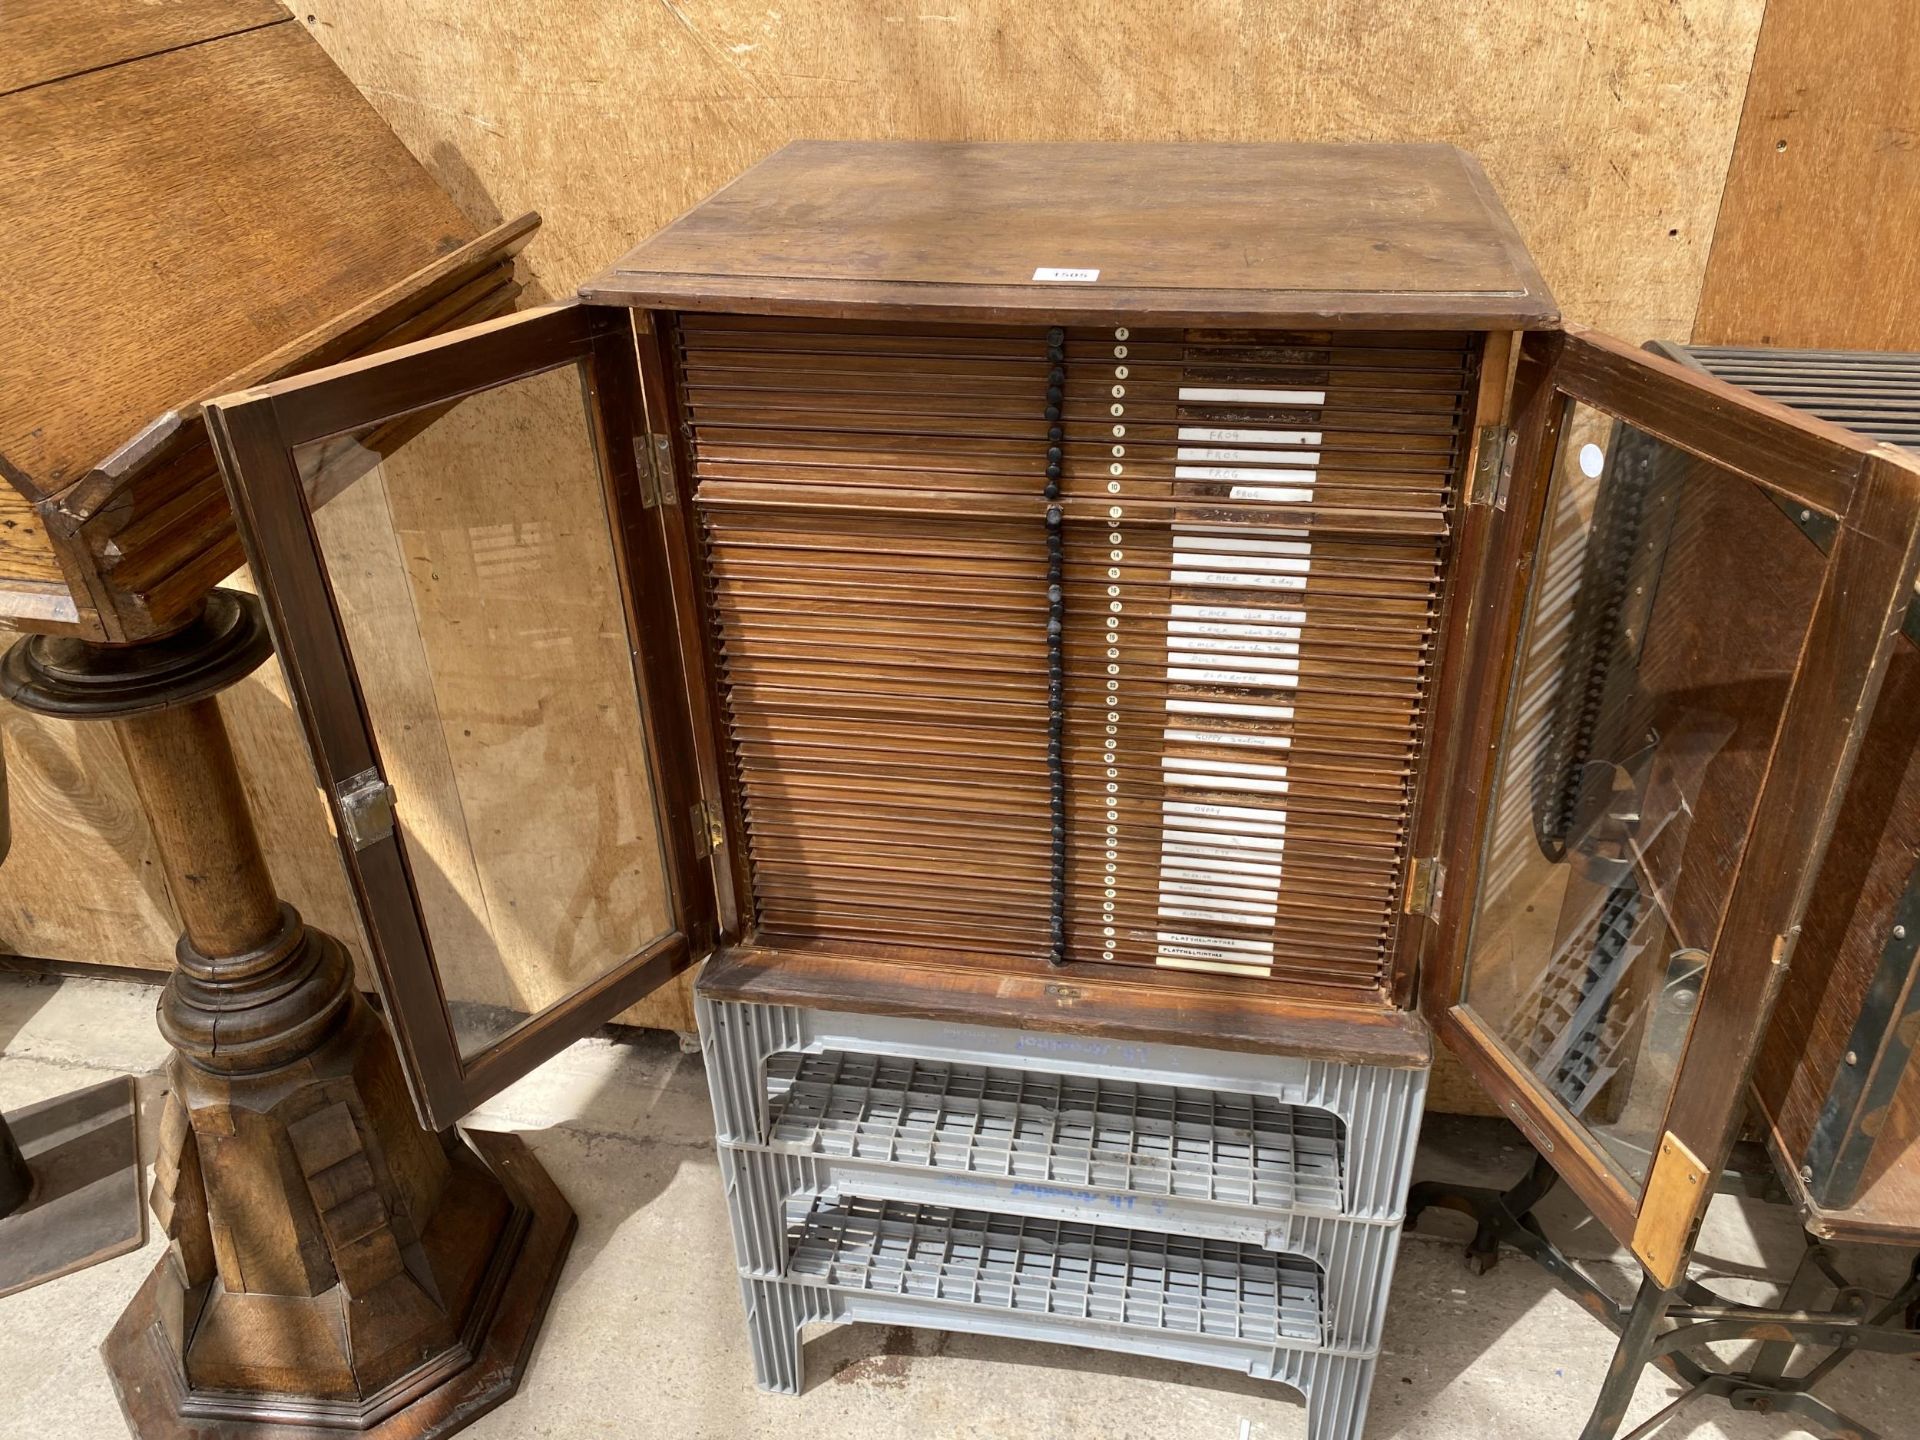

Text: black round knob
xmin=1047 ymin=327 xmax=1065 ymax=345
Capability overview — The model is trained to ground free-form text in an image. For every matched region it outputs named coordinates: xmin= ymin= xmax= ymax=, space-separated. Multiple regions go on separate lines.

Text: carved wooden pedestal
xmin=0 ymin=591 xmax=575 ymax=1438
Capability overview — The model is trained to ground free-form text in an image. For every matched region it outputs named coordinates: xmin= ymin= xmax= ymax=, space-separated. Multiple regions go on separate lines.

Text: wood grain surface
xmin=595 ymin=141 xmax=1555 ymax=328
xmin=292 ymin=0 xmax=1764 ymax=339
xmin=1695 ymin=0 xmax=1920 ymax=348
xmin=0 ymin=21 xmax=471 ymax=501
xmin=0 ymin=0 xmax=283 ymax=96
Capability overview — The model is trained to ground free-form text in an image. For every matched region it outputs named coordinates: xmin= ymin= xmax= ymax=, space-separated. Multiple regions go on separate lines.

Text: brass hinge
xmin=1468 ymin=424 xmax=1516 ymax=509
xmin=634 ymin=436 xmax=659 ymax=507
xmin=1404 ymin=856 xmax=1445 ymax=918
xmin=690 ymin=799 xmax=726 ymax=858
xmin=335 ymin=768 xmax=396 ymax=851
xmin=635 ymin=432 xmax=678 ymax=509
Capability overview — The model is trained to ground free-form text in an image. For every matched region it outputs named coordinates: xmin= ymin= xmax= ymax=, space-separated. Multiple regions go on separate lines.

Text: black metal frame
xmin=1408 ymin=1151 xmax=1920 ymax=1440
xmin=1804 ymin=854 xmax=1920 ymax=1209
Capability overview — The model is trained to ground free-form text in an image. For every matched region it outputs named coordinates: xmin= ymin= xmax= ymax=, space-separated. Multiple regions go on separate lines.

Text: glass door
xmin=205 ymin=303 xmax=715 ymax=1130
xmin=1427 ymin=327 xmax=1920 ymax=1283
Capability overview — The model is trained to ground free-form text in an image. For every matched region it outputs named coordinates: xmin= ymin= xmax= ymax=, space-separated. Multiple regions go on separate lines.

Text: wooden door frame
xmin=1423 ymin=324 xmax=1920 ymax=1256
xmin=205 ymin=302 xmax=715 ymax=1129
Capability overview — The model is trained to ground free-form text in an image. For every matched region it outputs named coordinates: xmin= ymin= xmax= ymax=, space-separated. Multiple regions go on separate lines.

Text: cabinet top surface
xmin=586 ymin=140 xmax=1558 ymax=329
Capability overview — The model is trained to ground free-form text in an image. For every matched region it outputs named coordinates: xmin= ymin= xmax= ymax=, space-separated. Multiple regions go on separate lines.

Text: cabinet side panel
xmin=1756 ymin=639 xmax=1920 ymax=1170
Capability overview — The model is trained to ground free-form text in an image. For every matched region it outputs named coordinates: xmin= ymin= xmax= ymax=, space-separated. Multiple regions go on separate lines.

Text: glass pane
xmin=1459 ymin=402 xmax=1827 ymax=1186
xmin=294 ymin=363 xmax=674 ymax=1061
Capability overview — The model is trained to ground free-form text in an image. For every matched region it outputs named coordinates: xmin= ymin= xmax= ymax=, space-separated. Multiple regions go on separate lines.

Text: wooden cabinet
xmin=204 ymin=141 xmax=1920 ymax=1292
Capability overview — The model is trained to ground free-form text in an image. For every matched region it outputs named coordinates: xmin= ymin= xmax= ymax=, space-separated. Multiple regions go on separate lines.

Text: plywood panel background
xmin=1694 ymin=0 xmax=1920 ymax=347
xmin=18 ymin=0 xmax=1890 ymax=1078
xmin=288 ymin=0 xmax=1766 ymax=339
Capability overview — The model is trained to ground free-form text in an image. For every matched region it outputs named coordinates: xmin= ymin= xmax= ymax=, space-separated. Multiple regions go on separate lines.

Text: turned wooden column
xmin=0 ymin=589 xmax=574 ymax=1439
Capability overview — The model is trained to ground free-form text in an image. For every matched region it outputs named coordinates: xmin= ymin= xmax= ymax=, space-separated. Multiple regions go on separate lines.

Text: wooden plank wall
xmin=289 ymin=0 xmax=1765 ymax=337
xmin=1694 ymin=0 xmax=1920 ymax=347
xmin=11 ymin=0 xmax=1913 ymax=1062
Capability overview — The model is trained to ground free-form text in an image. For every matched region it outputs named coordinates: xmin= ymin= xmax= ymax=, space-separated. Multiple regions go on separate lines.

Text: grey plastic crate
xmin=699 ymin=994 xmax=1427 ymax=1440
xmin=738 ymin=1272 xmax=1379 ymax=1438
xmin=718 ymin=1145 xmax=1405 ymax=1351
xmin=768 ymin=1048 xmax=1346 ymax=1212
xmin=698 ymin=996 xmax=1426 ymax=1220
xmin=788 ymin=1193 xmax=1327 ymax=1341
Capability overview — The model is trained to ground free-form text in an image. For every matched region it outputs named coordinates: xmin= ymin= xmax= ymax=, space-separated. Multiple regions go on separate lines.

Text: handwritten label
xmin=1012 ymin=1033 xmax=1152 ymax=1065
xmin=1173 ymin=603 xmax=1308 ymax=626
xmin=1165 ymin=799 xmax=1289 ymax=826
xmin=1177 ymin=466 xmax=1320 ymax=485
xmin=1163 ymin=861 xmax=1285 ymax=883
xmin=1172 ymin=570 xmax=1308 ymax=591
xmin=1168 ymin=666 xmax=1302 ymax=688
xmin=1229 ymin=485 xmax=1318 ymax=504
xmin=1167 ymin=630 xmax=1301 ymax=653
xmin=1179 ymin=427 xmax=1323 ymax=446
xmin=1164 ymin=727 xmax=1293 ymax=750
xmin=1177 ymin=448 xmax=1323 ymax=466
xmin=1164 ymin=833 xmax=1287 ymax=859
xmin=1033 ymin=266 xmax=1100 ymax=282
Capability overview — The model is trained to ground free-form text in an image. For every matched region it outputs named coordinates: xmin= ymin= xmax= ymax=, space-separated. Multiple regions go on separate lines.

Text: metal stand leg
xmin=1745 ymin=1232 xmax=1843 ymax=1387
xmin=1406 ymin=1150 xmax=1561 ymax=1275
xmin=1579 ymin=1274 xmax=1679 ymax=1440
xmin=1461 ymin=1218 xmax=1920 ymax=1440
xmin=1415 ymin=1130 xmax=1920 ymax=1439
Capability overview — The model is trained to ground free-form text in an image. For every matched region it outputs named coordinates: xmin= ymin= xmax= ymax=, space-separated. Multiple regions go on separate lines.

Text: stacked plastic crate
xmin=698 ymin=995 xmax=1427 ymax=1440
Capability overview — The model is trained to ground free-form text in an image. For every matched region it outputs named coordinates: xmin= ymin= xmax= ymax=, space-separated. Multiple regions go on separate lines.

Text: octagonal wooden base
xmin=102 ymin=1129 xmax=575 ymax=1440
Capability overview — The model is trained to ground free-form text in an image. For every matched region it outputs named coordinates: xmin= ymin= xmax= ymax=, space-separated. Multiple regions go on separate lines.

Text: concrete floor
xmin=2 ymin=970 xmax=1917 ymax=1440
